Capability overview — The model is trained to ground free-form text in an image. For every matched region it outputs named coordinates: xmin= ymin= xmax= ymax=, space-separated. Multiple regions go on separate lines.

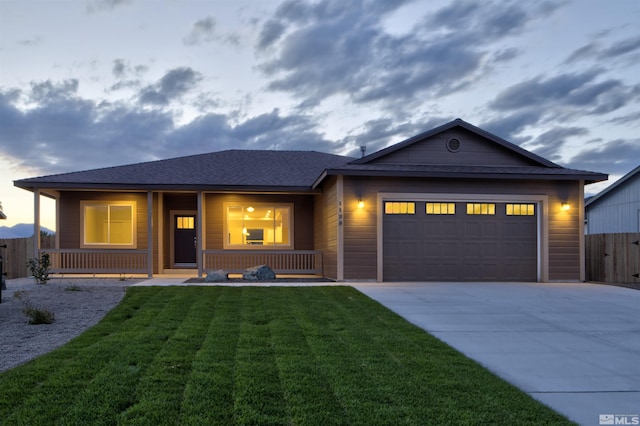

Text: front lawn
xmin=0 ymin=286 xmax=571 ymax=425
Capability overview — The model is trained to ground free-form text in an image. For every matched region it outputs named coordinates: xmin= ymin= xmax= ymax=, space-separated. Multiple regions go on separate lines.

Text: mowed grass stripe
xmin=232 ymin=287 xmax=290 ymax=424
xmin=117 ymin=288 xmax=221 ymax=424
xmin=285 ymin=287 xmax=414 ymax=424
xmin=0 ymin=286 xmax=573 ymax=425
xmin=268 ymin=289 xmax=349 ymax=425
xmin=179 ymin=289 xmax=242 ymax=424
xmin=0 ymin=287 xmax=176 ymax=424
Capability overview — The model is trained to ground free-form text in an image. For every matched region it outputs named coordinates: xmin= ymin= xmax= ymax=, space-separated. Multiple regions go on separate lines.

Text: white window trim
xmin=222 ymin=202 xmax=294 ymax=250
xmin=80 ymin=200 xmax=137 ymax=249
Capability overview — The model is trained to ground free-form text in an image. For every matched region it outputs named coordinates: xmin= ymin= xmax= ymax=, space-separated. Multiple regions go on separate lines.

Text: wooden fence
xmin=0 ymin=236 xmax=56 ymax=279
xmin=586 ymin=233 xmax=640 ymax=283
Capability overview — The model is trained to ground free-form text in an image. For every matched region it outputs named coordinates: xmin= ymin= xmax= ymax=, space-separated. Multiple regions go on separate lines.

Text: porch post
xmin=157 ymin=193 xmax=163 ymax=275
xmin=197 ymin=191 xmax=204 ymax=277
xmin=53 ymin=191 xmax=60 ymax=249
xmin=33 ymin=189 xmax=41 ymax=259
xmin=147 ymin=191 xmax=153 ymax=278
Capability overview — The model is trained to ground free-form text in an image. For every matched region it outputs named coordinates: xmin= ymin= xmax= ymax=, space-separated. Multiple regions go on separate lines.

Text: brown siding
xmin=314 ymin=177 xmax=338 ymax=279
xmin=203 ymin=194 xmax=314 ymax=251
xmin=546 ymin=182 xmax=582 ymax=281
xmin=372 ymin=128 xmax=538 ymax=167
xmin=342 ymin=176 xmax=583 ymax=281
xmin=58 ymin=191 xmax=149 ymax=250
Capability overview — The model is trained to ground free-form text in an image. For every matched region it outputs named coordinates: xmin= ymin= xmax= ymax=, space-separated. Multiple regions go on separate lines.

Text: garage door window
xmin=466 ymin=203 xmax=495 ymax=215
xmin=506 ymin=204 xmax=535 ymax=216
xmin=426 ymin=203 xmax=455 ymax=215
xmin=384 ymin=202 xmax=415 ymax=214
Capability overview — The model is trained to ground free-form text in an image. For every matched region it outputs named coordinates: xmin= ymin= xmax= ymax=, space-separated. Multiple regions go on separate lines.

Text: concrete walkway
xmin=354 ymin=282 xmax=640 ymax=426
xmin=131 ymin=277 xmax=345 ymax=287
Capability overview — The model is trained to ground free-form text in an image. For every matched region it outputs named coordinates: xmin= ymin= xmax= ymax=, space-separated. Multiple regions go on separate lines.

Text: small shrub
xmin=13 ymin=290 xmax=55 ymax=325
xmin=65 ymin=284 xmax=83 ymax=292
xmin=23 ymin=306 xmax=55 ymax=325
xmin=26 ymin=253 xmax=51 ymax=285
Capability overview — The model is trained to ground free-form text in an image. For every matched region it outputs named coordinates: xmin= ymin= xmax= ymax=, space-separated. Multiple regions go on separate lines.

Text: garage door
xmin=383 ymin=201 xmax=537 ymax=281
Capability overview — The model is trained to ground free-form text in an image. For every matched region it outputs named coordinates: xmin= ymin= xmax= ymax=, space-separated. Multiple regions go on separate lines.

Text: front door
xmin=174 ymin=214 xmax=197 ymax=265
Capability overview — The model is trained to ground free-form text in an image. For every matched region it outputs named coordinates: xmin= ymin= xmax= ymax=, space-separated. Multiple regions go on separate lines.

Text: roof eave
xmin=325 ymin=168 xmax=608 ymax=184
xmin=14 ymin=181 xmax=319 ymax=193
xmin=585 ymin=165 xmax=640 ymax=207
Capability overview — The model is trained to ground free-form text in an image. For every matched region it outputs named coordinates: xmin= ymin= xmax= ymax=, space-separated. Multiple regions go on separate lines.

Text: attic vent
xmin=446 ymin=137 xmax=461 ymax=153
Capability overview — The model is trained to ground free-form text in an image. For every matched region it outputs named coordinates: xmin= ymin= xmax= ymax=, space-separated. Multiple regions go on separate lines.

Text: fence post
xmin=0 ymin=244 xmax=7 ymax=303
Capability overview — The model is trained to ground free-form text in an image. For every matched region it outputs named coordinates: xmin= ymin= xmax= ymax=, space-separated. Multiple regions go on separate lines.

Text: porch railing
xmin=203 ymin=250 xmax=322 ymax=274
xmin=40 ymin=249 xmax=322 ymax=276
xmin=44 ymin=249 xmax=149 ymax=274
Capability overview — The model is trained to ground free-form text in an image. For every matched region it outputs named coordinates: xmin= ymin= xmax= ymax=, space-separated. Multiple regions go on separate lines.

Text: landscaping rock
xmin=242 ymin=264 xmax=275 ymax=281
xmin=205 ymin=270 xmax=228 ymax=282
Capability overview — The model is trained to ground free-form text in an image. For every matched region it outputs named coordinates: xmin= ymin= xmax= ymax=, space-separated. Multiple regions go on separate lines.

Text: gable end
xmin=353 ymin=118 xmax=560 ymax=168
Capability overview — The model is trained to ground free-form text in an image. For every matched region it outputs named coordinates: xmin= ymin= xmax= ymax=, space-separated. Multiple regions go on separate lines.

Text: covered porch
xmin=31 ymin=190 xmax=324 ymax=278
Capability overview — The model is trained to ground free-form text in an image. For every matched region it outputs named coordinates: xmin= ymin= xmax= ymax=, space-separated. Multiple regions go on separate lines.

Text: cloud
xmin=565 ymin=34 xmax=640 ymax=64
xmin=607 ymin=111 xmax=640 ymax=126
xmin=564 ymin=138 xmax=640 ymax=177
xmin=29 ymin=79 xmax=79 ymax=104
xmin=0 ymin=80 xmax=342 ymax=177
xmin=86 ymin=0 xmax=132 ymax=13
xmin=490 ymin=70 xmax=600 ymax=111
xmin=172 ymin=109 xmax=339 ymax=153
xmin=481 ymin=110 xmax=542 ymax=142
xmin=112 ymin=59 xmax=126 ymax=78
xmin=488 ymin=70 xmax=640 ymax=133
xmin=0 ymin=87 xmax=171 ymax=173
xmin=109 ymin=59 xmax=147 ymax=92
xmin=257 ymin=20 xmax=286 ymax=50
xmin=523 ymin=126 xmax=589 ymax=162
xmin=491 ymin=47 xmax=520 ymax=63
xmin=256 ymin=0 xmax=565 ymax=115
xmin=138 ymin=67 xmax=202 ymax=106
xmin=183 ymin=16 xmax=216 ymax=45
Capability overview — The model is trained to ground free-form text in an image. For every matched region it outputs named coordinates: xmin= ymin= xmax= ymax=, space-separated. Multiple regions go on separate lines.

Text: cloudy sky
xmin=1 ymin=0 xmax=639 ymax=229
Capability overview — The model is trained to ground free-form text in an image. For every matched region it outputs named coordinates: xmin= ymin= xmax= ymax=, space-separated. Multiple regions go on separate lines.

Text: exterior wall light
xmin=561 ymin=202 xmax=571 ymax=211
xmin=357 ymin=200 xmax=365 ymax=209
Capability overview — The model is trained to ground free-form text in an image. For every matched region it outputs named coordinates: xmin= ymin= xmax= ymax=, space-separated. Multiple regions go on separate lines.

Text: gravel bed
xmin=0 ymin=277 xmax=139 ymax=373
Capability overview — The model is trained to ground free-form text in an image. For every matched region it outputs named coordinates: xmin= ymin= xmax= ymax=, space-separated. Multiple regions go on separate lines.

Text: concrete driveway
xmin=354 ymin=282 xmax=640 ymax=426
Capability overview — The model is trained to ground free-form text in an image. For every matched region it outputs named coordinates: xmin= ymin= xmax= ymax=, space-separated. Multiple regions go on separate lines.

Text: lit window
xmin=176 ymin=216 xmax=195 ymax=229
xmin=506 ymin=204 xmax=535 ymax=216
xmin=225 ymin=203 xmax=292 ymax=249
xmin=466 ymin=203 xmax=496 ymax=215
xmin=426 ymin=203 xmax=455 ymax=215
xmin=384 ymin=202 xmax=415 ymax=214
xmin=81 ymin=201 xmax=136 ymax=247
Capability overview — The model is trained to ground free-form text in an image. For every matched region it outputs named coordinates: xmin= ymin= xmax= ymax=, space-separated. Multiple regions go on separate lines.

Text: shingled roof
xmin=14 ymin=119 xmax=608 ymax=192
xmin=14 ymin=150 xmax=354 ymax=192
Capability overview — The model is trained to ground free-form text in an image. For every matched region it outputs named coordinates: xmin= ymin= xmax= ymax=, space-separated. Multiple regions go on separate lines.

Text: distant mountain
xmin=0 ymin=223 xmax=55 ymax=239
